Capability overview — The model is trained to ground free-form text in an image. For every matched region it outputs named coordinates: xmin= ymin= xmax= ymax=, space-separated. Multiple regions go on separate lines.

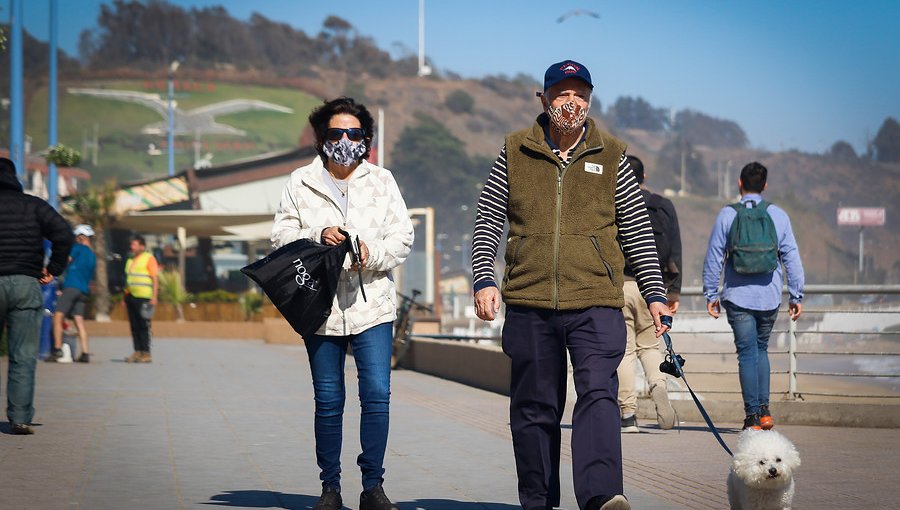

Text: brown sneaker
xmin=136 ymin=351 xmax=153 ymax=363
xmin=11 ymin=423 xmax=34 ymax=435
xmin=125 ymin=351 xmax=141 ymax=363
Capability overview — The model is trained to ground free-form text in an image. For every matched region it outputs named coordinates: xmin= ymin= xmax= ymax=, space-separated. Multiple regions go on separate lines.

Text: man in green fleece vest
xmin=470 ymin=61 xmax=671 ymax=510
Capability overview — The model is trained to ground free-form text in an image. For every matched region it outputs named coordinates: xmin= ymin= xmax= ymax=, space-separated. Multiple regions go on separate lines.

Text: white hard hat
xmin=73 ymin=224 xmax=95 ymax=237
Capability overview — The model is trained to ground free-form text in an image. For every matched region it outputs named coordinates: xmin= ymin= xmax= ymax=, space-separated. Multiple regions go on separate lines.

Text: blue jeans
xmin=305 ymin=321 xmax=392 ymax=491
xmin=0 ymin=275 xmax=43 ymax=426
xmin=723 ymin=301 xmax=778 ymax=416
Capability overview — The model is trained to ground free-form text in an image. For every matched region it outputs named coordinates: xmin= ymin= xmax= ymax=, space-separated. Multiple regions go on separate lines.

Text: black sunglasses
xmin=325 ymin=127 xmax=365 ymax=142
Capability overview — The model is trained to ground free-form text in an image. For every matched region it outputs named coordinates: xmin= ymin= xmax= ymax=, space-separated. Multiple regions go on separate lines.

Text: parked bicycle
xmin=392 ymin=289 xmax=432 ymax=369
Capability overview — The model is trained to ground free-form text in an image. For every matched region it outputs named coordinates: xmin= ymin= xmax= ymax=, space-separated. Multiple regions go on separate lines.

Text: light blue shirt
xmin=702 ymin=194 xmax=804 ymax=311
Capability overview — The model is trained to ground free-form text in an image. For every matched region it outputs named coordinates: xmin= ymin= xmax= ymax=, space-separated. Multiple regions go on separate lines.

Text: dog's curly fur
xmin=727 ymin=430 xmax=801 ymax=509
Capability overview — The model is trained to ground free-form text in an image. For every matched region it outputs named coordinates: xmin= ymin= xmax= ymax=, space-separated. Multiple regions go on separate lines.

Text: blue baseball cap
xmin=543 ymin=60 xmax=593 ymax=91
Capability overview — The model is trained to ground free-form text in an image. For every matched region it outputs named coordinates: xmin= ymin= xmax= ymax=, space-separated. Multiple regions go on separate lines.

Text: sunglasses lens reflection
xmin=326 ymin=128 xmax=364 ymax=142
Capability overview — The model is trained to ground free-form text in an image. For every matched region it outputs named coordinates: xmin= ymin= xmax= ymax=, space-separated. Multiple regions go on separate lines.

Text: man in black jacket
xmin=0 ymin=157 xmax=73 ymax=435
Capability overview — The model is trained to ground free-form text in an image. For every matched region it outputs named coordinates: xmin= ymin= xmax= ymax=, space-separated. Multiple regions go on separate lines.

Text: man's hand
xmin=707 ymin=299 xmax=721 ymax=319
xmin=39 ymin=268 xmax=54 ymax=285
xmin=789 ymin=302 xmax=802 ymax=321
xmin=321 ymin=227 xmax=346 ymax=246
xmin=474 ymin=286 xmax=502 ymax=321
xmin=649 ymin=301 xmax=671 ymax=337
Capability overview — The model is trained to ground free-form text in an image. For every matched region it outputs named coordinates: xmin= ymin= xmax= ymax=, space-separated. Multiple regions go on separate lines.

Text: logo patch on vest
xmin=584 ymin=162 xmax=603 ymax=175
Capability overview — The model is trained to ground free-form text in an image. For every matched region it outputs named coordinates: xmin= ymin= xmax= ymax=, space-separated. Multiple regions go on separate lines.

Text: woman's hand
xmin=350 ymin=239 xmax=369 ymax=270
xmin=321 ymin=226 xmax=346 ymax=246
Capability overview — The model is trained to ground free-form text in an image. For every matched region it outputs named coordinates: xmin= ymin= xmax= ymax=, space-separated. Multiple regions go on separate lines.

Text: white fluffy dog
xmin=727 ymin=429 xmax=801 ymax=510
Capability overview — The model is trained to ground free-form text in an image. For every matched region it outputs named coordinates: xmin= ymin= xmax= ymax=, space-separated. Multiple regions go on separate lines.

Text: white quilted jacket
xmin=271 ymin=156 xmax=414 ymax=336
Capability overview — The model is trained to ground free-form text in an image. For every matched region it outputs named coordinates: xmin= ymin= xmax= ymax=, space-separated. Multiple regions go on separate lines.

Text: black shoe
xmin=742 ymin=414 xmax=762 ymax=430
xmin=620 ymin=414 xmax=639 ymax=433
xmin=11 ymin=423 xmax=34 ymax=435
xmin=312 ymin=485 xmax=342 ymax=510
xmin=359 ymin=483 xmax=398 ymax=510
xmin=45 ymin=348 xmax=63 ymax=362
xmin=586 ymin=494 xmax=630 ymax=510
xmin=77 ymin=353 xmax=90 ymax=363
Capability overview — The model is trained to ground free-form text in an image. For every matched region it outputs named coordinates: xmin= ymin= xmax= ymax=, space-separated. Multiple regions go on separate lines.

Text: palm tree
xmin=68 ymin=180 xmax=118 ymax=321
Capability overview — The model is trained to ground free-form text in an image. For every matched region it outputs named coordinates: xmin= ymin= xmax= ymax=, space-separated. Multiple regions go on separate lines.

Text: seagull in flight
xmin=557 ymin=9 xmax=601 ymax=23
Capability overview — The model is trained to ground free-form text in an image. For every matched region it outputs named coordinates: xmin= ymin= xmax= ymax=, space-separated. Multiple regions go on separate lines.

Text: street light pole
xmin=48 ymin=0 xmax=59 ymax=208
xmin=167 ymin=60 xmax=180 ymax=177
xmin=9 ymin=0 xmax=24 ymax=183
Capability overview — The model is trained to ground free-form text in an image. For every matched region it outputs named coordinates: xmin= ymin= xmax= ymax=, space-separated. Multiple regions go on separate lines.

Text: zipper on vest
xmin=553 ymin=168 xmax=563 ymax=309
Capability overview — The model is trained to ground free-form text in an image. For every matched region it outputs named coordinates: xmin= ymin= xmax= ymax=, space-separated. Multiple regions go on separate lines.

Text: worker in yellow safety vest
xmin=124 ymin=235 xmax=158 ymax=363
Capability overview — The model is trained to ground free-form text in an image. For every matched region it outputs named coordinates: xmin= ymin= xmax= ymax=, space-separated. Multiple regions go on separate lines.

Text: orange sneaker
xmin=759 ymin=405 xmax=774 ymax=430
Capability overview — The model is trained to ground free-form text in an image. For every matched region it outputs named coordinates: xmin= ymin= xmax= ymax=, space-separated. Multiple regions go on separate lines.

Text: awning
xmin=112 ymin=210 xmax=274 ymax=239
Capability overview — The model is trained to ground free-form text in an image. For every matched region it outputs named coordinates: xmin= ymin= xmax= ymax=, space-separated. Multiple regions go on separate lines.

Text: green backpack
xmin=727 ymin=200 xmax=779 ymax=275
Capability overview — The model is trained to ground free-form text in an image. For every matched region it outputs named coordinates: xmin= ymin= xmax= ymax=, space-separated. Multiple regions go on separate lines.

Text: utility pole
xmin=48 ymin=0 xmax=59 ymax=208
xmin=167 ymin=60 xmax=181 ymax=177
xmin=417 ymin=0 xmax=432 ymax=77
xmin=9 ymin=0 xmax=24 ymax=183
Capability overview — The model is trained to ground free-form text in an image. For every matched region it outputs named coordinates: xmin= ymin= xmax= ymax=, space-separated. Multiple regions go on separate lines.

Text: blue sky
xmin=14 ymin=0 xmax=900 ymax=155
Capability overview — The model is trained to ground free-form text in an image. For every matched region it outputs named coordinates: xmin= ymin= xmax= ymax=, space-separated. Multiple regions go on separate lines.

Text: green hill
xmin=26 ymin=80 xmax=320 ymax=183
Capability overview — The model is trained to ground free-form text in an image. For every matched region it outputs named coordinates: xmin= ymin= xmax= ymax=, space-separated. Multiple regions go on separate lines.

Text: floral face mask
xmin=323 ymin=138 xmax=367 ymax=166
xmin=545 ymin=98 xmax=590 ymax=136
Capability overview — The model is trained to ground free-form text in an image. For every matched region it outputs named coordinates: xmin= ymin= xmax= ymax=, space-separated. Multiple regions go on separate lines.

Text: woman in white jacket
xmin=271 ymin=97 xmax=413 ymax=510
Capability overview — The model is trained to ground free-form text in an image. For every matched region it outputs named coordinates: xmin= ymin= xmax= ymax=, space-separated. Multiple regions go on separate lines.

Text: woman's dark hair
xmin=132 ymin=234 xmax=146 ymax=247
xmin=308 ymin=97 xmax=374 ymax=163
xmin=739 ymin=161 xmax=768 ymax=193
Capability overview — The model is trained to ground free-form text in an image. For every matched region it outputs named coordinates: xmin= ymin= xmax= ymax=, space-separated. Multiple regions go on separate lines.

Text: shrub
xmin=445 ymin=89 xmax=475 ymax=114
xmin=193 ymin=289 xmax=239 ymax=303
xmin=239 ymin=291 xmax=264 ymax=321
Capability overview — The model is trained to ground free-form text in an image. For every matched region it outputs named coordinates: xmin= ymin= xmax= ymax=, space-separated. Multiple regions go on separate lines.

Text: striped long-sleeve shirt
xmin=471 ymin=145 xmax=667 ymax=305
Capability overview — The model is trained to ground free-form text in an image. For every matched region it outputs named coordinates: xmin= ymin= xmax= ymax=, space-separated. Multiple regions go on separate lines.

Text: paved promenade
xmin=1 ymin=336 xmax=897 ymax=509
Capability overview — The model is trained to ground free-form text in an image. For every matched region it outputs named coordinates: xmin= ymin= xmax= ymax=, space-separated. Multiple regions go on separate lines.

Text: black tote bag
xmin=241 ymin=234 xmax=363 ymax=338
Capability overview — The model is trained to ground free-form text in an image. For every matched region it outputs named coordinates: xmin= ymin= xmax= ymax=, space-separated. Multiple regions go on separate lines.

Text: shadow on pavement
xmin=400 ymin=500 xmax=521 ymax=510
xmin=203 ymin=493 xmax=522 ymax=510
xmin=203 ymin=490 xmax=318 ymax=509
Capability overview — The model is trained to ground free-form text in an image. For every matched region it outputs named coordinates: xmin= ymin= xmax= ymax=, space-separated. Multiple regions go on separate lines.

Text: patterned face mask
xmin=323 ymin=138 xmax=367 ymax=166
xmin=546 ymin=98 xmax=590 ymax=135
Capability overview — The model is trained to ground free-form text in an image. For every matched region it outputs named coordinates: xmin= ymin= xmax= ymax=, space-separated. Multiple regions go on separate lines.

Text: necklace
xmin=327 ymin=170 xmax=349 ymax=197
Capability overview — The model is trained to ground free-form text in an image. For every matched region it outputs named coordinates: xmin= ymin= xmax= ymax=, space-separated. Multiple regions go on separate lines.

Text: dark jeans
xmin=305 ymin=321 xmax=392 ymax=491
xmin=125 ymin=294 xmax=152 ymax=352
xmin=723 ymin=300 xmax=779 ymax=416
xmin=0 ymin=275 xmax=42 ymax=426
xmin=502 ymin=305 xmax=626 ymax=510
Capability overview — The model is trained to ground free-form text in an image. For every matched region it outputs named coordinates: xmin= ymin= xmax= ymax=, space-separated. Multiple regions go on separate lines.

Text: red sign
xmin=837 ymin=207 xmax=885 ymax=226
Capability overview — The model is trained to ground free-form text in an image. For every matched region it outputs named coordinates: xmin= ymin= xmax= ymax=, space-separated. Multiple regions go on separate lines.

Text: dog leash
xmin=660 ymin=317 xmax=733 ymax=457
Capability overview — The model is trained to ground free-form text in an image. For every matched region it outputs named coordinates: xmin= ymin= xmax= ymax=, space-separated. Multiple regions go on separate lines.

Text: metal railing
xmin=419 ymin=285 xmax=900 ymax=401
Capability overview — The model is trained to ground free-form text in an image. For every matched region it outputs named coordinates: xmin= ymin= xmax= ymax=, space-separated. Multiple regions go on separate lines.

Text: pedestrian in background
xmin=470 ymin=61 xmax=669 ymax=510
xmin=124 ymin=235 xmax=158 ymax=363
xmin=271 ymin=97 xmax=414 ymax=510
xmin=616 ymin=155 xmax=680 ymax=433
xmin=50 ymin=224 xmax=96 ymax=363
xmin=703 ymin=161 xmax=804 ymax=430
xmin=0 ymin=157 xmax=74 ymax=434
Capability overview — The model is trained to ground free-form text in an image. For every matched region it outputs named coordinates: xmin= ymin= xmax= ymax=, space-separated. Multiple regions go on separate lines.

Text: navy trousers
xmin=502 ymin=305 xmax=626 ymax=510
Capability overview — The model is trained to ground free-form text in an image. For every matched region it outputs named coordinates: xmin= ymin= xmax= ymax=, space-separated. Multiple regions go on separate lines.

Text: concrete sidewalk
xmin=1 ymin=337 xmax=897 ymax=509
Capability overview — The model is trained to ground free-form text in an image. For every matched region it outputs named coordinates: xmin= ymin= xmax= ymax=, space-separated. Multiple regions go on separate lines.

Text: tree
xmin=674 ymin=109 xmax=747 ymax=149
xmin=391 ymin=113 xmax=485 ymax=265
xmin=606 ymin=96 xmax=669 ymax=131
xmin=873 ymin=117 xmax=900 ymax=163
xmin=829 ymin=140 xmax=857 ymax=161
xmin=68 ymin=180 xmax=118 ymax=321
xmin=445 ymin=89 xmax=475 ymax=114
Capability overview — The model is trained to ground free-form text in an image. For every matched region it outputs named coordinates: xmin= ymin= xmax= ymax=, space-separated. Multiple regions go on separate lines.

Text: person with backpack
xmin=702 ymin=161 xmax=804 ymax=431
xmin=616 ymin=155 xmax=680 ymax=433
